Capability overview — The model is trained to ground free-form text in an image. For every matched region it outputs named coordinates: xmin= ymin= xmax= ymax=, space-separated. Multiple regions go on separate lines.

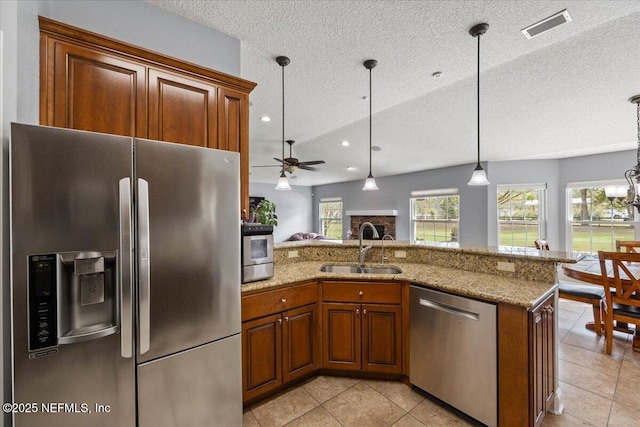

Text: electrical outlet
xmin=394 ymin=251 xmax=407 ymax=259
xmin=497 ymin=261 xmax=515 ymax=272
xmin=288 ymin=250 xmax=299 ymax=259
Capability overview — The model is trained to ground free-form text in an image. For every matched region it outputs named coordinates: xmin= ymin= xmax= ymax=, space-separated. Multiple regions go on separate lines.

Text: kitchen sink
xmin=319 ymin=264 xmax=402 ymax=274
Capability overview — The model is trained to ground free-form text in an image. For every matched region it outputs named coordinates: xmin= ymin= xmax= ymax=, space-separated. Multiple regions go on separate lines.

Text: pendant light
xmin=363 ymin=59 xmax=379 ymax=191
xmin=625 ymin=95 xmax=640 ymax=212
xmin=468 ymin=23 xmax=490 ymax=186
xmin=275 ymin=55 xmax=292 ymax=191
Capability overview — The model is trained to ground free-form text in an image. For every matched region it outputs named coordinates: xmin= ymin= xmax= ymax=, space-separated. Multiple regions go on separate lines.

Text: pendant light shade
xmin=275 ymin=171 xmax=292 ymax=191
xmin=275 ymin=55 xmax=292 ymax=191
xmin=363 ymin=59 xmax=379 ymax=191
xmin=468 ymin=23 xmax=490 ymax=186
xmin=625 ymin=95 xmax=640 ymax=211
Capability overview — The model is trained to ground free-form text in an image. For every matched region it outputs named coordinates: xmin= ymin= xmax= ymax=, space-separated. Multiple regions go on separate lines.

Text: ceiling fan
xmin=254 ymin=140 xmax=325 ymax=173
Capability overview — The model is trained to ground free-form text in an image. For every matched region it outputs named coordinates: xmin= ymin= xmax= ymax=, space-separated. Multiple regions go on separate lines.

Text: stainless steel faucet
xmin=381 ymin=234 xmax=394 ymax=263
xmin=358 ymin=222 xmax=379 ymax=267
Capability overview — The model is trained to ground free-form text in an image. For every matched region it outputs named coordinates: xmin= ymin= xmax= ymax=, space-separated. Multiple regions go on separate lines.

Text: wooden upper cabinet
xmin=218 ymin=87 xmax=250 ymax=218
xmin=42 ymin=38 xmax=147 ymax=137
xmin=148 ymin=69 xmax=217 ymax=148
xmin=39 ymin=17 xmax=256 ymax=219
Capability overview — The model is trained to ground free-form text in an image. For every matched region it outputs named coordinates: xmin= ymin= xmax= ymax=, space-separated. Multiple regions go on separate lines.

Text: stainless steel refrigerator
xmin=9 ymin=123 xmax=242 ymax=426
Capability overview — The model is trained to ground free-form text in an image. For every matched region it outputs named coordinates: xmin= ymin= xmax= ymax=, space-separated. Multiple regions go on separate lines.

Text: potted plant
xmin=251 ymin=198 xmax=278 ymax=226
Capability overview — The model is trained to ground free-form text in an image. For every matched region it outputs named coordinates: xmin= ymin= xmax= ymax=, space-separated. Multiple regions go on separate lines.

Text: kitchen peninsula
xmin=241 ymin=240 xmax=581 ymax=426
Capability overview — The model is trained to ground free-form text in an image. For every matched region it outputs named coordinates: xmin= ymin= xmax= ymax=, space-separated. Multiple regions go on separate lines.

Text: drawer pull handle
xmin=358 ymin=291 xmax=364 ymax=296
xmin=281 ymin=298 xmax=287 ymax=303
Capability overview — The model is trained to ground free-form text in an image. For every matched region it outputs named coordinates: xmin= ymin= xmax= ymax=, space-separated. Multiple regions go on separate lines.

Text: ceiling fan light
xmin=275 ymin=172 xmax=292 ymax=191
xmin=363 ymin=173 xmax=379 ymax=191
xmin=468 ymin=164 xmax=490 ymax=186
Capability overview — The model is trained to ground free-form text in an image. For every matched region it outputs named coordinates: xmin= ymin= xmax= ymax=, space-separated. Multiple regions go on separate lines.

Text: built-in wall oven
xmin=241 ymin=224 xmax=274 ymax=283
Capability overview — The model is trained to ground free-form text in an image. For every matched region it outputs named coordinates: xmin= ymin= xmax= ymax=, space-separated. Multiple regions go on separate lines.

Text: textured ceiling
xmin=146 ymin=0 xmax=640 ymax=186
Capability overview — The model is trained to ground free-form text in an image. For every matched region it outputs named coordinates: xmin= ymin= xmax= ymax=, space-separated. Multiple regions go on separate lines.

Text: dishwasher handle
xmin=419 ymin=298 xmax=480 ymax=321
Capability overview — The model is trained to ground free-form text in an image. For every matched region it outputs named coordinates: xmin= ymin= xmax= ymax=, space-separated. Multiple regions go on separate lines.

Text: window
xmin=319 ymin=198 xmax=343 ymax=239
xmin=497 ymin=184 xmax=546 ymax=248
xmin=566 ymin=181 xmax=638 ymax=254
xmin=410 ymin=188 xmax=459 ymax=243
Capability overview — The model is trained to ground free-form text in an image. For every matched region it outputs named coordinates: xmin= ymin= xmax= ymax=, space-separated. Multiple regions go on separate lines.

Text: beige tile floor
xmin=243 ymin=299 xmax=640 ymax=427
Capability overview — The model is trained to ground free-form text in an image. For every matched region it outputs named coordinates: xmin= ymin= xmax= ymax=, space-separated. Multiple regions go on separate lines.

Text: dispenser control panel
xmin=28 ymin=254 xmax=58 ymax=351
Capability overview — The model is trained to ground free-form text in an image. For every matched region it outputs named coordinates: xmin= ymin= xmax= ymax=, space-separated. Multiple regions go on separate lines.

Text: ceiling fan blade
xmin=273 ymin=158 xmax=293 ymax=165
xmin=297 ymin=165 xmax=320 ymax=171
xmin=298 ymin=160 xmax=325 ymax=166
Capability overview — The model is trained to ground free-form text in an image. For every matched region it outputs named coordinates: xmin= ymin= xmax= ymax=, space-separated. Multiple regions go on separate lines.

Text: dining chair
xmin=615 ymin=240 xmax=640 ymax=253
xmin=535 ymin=239 xmax=605 ymax=335
xmin=597 ymin=250 xmax=640 ymax=354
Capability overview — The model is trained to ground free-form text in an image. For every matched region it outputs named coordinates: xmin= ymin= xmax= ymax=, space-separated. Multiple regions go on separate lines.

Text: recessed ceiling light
xmin=522 ymin=9 xmax=571 ymax=39
xmin=371 ymin=146 xmax=382 ymax=152
xmin=362 ymin=96 xmax=369 ymax=101
xmin=260 ymin=116 xmax=271 ymax=122
xmin=346 ymin=166 xmax=356 ymax=170
xmin=341 ymin=140 xmax=350 ymax=147
xmin=432 ymin=71 xmax=443 ymax=78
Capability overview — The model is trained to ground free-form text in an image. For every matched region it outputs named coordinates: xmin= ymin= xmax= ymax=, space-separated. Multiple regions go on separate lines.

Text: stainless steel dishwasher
xmin=410 ymin=285 xmax=497 ymax=427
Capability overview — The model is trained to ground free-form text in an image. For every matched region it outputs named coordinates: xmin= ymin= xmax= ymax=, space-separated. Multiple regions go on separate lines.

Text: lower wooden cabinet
xmin=241 ymin=282 xmax=318 ymax=403
xmin=322 ymin=281 xmax=402 ymax=375
xmin=498 ymin=292 xmax=556 ymax=427
xmin=531 ymin=294 xmax=555 ymax=427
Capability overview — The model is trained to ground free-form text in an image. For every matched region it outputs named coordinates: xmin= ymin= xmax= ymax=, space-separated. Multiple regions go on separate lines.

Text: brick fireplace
xmin=346 ymin=210 xmax=398 ymax=240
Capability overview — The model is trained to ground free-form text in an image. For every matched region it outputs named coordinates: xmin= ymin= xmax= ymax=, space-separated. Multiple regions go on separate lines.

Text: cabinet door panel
xmin=48 ymin=40 xmax=147 ymax=137
xmin=218 ymin=87 xmax=249 ymax=219
xmin=242 ymin=313 xmax=282 ymax=402
xmin=282 ymin=304 xmax=317 ymax=383
xmin=148 ymin=69 xmax=217 ymax=148
xmin=543 ymin=303 xmax=555 ymax=411
xmin=322 ymin=303 xmax=360 ymax=371
xmin=362 ymin=304 xmax=402 ymax=374
xmin=531 ymin=307 xmax=545 ymax=427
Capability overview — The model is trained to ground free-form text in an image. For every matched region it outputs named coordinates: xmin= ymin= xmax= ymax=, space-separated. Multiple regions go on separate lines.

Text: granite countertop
xmin=241 ymin=261 xmax=556 ymax=308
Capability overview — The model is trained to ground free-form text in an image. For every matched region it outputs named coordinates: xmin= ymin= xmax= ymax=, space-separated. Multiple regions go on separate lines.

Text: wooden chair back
xmin=534 ymin=239 xmax=549 ymax=250
xmin=615 ymin=240 xmax=640 ymax=254
xmin=597 ymin=250 xmax=640 ymax=313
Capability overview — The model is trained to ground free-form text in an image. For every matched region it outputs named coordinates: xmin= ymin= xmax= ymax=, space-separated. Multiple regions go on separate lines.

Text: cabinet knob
xmin=281 ymin=298 xmax=287 ymax=303
xmin=356 ymin=309 xmax=360 ymax=314
xmin=547 ymin=306 xmax=554 ymax=314
xmin=284 ymin=316 xmax=289 ymax=322
xmin=358 ymin=291 xmax=364 ymax=296
xmin=363 ymin=309 xmax=367 ymax=315
xmin=278 ymin=318 xmax=282 ymax=324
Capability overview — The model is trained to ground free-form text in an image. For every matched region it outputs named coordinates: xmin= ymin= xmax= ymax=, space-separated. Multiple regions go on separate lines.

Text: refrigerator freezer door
xmin=137 ymin=334 xmax=242 ymax=426
xmin=134 ymin=139 xmax=241 ymax=363
xmin=10 ymin=123 xmax=135 ymax=426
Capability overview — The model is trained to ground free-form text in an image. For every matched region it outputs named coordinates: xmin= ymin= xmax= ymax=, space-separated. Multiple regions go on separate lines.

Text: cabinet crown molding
xmin=38 ymin=16 xmax=256 ymax=93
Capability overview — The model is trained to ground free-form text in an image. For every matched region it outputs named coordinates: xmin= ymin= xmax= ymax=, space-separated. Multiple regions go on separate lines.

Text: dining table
xmin=561 ymin=255 xmax=640 ymax=352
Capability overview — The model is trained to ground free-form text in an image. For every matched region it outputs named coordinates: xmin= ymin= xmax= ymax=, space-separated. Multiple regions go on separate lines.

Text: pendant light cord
xmin=369 ymin=66 xmax=373 ymax=176
xmin=281 ymin=63 xmax=285 ymax=175
xmin=636 ymin=100 xmax=640 ymax=166
xmin=477 ymin=32 xmax=481 ymax=166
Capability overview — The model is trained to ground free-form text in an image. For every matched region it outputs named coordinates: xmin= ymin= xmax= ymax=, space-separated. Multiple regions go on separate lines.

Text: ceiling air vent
xmin=522 ymin=9 xmax=572 ymax=39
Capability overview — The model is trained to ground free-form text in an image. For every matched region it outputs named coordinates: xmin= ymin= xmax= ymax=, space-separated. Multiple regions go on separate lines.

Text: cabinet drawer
xmin=322 ymin=281 xmax=401 ymax=304
xmin=242 ymin=281 xmax=317 ymax=321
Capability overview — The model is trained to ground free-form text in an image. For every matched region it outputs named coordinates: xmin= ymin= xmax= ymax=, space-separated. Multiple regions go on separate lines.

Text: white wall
xmin=311 ymin=162 xmax=489 ymax=245
xmin=249 ymin=182 xmax=314 ymax=243
xmin=0 ymin=2 xmax=241 ymax=424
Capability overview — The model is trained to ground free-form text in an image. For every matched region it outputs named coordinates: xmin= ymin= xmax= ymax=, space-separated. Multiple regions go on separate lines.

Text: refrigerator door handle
xmin=119 ymin=178 xmax=133 ymax=358
xmin=138 ymin=178 xmax=151 ymax=355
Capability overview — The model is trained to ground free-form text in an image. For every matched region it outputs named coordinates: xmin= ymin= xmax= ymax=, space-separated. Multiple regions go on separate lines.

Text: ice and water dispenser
xmin=28 ymin=251 xmax=119 ymax=352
